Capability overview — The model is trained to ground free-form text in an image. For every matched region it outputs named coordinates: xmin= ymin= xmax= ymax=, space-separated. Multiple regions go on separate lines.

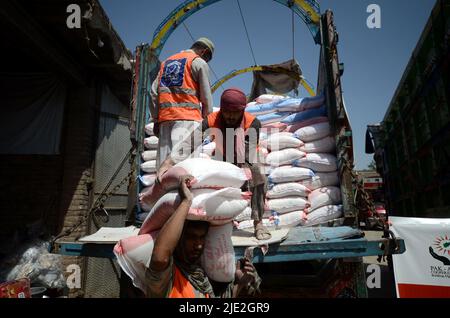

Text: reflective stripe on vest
xmin=158 ymin=51 xmax=202 ymax=123
xmin=160 ymin=102 xmax=201 ymax=110
xmin=159 ymin=87 xmax=197 ymax=96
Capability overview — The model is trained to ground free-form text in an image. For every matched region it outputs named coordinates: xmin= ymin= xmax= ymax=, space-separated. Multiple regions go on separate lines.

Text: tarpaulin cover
xmin=249 ymin=60 xmax=302 ymax=102
xmin=0 ymin=72 xmax=66 ymax=154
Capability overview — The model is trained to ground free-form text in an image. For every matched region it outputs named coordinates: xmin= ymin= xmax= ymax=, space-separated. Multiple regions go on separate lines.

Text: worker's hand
xmin=235 ymin=258 xmax=256 ymax=289
xmin=179 ymin=175 xmax=194 ymax=203
xmin=156 ymin=157 xmax=175 ymax=185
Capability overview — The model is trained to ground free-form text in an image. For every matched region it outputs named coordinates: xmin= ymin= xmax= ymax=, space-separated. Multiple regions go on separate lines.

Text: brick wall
xmin=58 ymin=85 xmax=97 ymax=298
xmin=0 ymin=84 xmax=97 ymax=298
xmin=0 ymin=82 xmax=122 ymax=298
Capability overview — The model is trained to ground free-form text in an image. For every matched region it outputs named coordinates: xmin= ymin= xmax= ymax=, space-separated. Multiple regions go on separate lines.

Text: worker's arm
xmin=149 ymin=75 xmax=160 ymax=122
xmin=150 ymin=176 xmax=194 ymax=272
xmin=192 ymin=58 xmax=213 ymax=119
xmin=149 ymin=75 xmax=161 ymax=136
xmin=232 ymin=258 xmax=258 ymax=298
xmin=156 ymin=156 xmax=176 ymax=184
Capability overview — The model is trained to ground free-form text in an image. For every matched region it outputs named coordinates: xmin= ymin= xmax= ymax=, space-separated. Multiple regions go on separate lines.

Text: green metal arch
xmin=211 ymin=65 xmax=316 ymax=96
xmin=150 ymin=0 xmax=321 ymax=57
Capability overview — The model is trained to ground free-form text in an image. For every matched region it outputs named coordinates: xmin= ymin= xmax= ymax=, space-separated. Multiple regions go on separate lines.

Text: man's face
xmin=220 ymin=109 xmax=244 ymax=128
xmin=177 ymin=224 xmax=209 ymax=264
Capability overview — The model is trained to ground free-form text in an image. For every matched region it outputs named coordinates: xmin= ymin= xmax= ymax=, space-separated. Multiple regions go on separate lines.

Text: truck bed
xmin=54 ymin=226 xmax=405 ymax=262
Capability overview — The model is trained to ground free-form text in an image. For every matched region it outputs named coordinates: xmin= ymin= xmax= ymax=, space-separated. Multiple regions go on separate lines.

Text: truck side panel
xmin=319 ymin=10 xmax=358 ymax=226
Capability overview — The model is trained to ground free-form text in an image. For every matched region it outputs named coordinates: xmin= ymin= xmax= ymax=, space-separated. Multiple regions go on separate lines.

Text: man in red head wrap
xmin=155 ymin=88 xmax=272 ymax=241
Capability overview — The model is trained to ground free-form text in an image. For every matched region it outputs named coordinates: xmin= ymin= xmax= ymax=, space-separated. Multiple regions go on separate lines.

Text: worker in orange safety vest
xmin=149 ymin=38 xmax=215 ymax=167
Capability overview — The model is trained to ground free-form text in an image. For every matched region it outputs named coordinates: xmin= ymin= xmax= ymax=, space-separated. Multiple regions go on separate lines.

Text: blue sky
xmin=101 ymin=0 xmax=436 ymax=169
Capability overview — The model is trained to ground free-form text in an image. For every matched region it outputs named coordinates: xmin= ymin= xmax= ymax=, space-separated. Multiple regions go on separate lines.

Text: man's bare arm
xmin=150 ymin=176 xmax=194 ymax=272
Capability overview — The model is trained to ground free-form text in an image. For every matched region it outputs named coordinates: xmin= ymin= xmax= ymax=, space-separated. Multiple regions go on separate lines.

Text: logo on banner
xmin=429 ymin=234 xmax=450 ymax=278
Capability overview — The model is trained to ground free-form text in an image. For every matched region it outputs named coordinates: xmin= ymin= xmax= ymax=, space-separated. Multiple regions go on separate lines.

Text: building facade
xmin=0 ymin=0 xmax=133 ymax=297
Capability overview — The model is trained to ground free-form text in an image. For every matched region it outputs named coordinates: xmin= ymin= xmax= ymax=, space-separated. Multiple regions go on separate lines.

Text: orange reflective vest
xmin=157 ymin=51 xmax=202 ymax=123
xmin=169 ymin=265 xmax=210 ymax=298
xmin=207 ymin=111 xmax=256 ymax=131
xmin=206 ymin=111 xmax=257 ymax=161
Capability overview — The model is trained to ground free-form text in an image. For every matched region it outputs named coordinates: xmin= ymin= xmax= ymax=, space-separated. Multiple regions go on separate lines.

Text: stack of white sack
xmin=235 ymin=166 xmax=315 ymax=230
xmin=117 ymin=158 xmax=252 ymax=293
xmin=250 ymin=130 xmax=311 ymax=230
xmin=139 ymin=158 xmax=251 ymax=214
xmin=290 ymin=122 xmax=343 ymax=226
xmin=245 ymin=94 xmax=325 ymax=173
xmin=235 ymin=93 xmax=343 ymax=229
xmin=246 ymin=93 xmax=325 ymax=130
xmin=140 ymin=187 xmax=250 ymax=234
xmin=137 ymin=123 xmax=160 ymax=220
xmin=301 ymin=205 xmax=343 ymax=227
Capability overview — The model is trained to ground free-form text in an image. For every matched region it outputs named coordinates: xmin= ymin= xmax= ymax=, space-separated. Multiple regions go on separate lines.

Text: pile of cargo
xmin=234 ymin=94 xmax=343 ymax=230
xmin=137 ymin=123 xmax=159 ymax=221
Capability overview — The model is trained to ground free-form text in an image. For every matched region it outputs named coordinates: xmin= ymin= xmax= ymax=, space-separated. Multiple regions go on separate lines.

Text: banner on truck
xmin=390 ymin=217 xmax=450 ymax=298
